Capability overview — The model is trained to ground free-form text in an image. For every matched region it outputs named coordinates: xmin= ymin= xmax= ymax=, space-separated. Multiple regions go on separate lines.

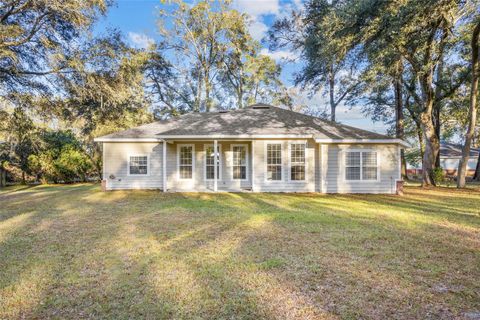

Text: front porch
xmin=164 ymin=140 xmax=253 ymax=192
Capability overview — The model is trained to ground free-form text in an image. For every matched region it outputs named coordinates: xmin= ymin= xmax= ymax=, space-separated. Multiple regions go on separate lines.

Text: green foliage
xmin=0 ymin=0 xmax=109 ymax=96
xmin=55 ymin=147 xmax=92 ymax=182
xmin=432 ymin=167 xmax=445 ymax=185
xmin=156 ymin=0 xmax=290 ymax=113
xmin=27 ymin=131 xmax=93 ymax=183
xmin=405 ymin=149 xmax=422 ymax=169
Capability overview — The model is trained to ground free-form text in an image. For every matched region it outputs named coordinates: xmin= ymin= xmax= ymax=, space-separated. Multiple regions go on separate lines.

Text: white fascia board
xmin=95 ymin=134 xmax=313 ymax=142
xmin=93 ymin=138 xmax=165 ymax=142
xmin=314 ymin=138 xmax=410 ymax=148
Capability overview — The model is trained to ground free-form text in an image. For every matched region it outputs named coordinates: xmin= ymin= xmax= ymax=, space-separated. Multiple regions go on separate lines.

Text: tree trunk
xmin=433 ymin=55 xmax=445 ymax=168
xmin=205 ymin=69 xmax=212 ymax=112
xmin=237 ymin=88 xmax=243 ymax=109
xmin=329 ymin=64 xmax=336 ymax=122
xmin=457 ymin=20 xmax=480 ymax=188
xmin=394 ymin=62 xmax=407 ymax=179
xmin=420 ymin=73 xmax=439 ymax=186
xmin=473 ymin=152 xmax=480 ymax=181
xmin=0 ymin=168 xmax=6 ymax=188
xmin=195 ymin=75 xmax=202 ymax=112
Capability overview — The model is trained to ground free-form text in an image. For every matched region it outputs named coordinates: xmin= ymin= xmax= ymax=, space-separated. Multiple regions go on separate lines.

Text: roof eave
xmin=94 ymin=134 xmax=314 ymax=142
xmin=314 ymin=138 xmax=410 ymax=148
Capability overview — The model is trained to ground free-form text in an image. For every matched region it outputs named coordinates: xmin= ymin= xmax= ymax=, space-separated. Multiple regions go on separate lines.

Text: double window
xmin=290 ymin=143 xmax=306 ymax=181
xmin=178 ymin=144 xmax=194 ymax=180
xmin=345 ymin=151 xmax=378 ymax=181
xmin=266 ymin=143 xmax=282 ymax=181
xmin=232 ymin=145 xmax=247 ymax=180
xmin=129 ymin=155 xmax=148 ymax=175
xmin=205 ymin=144 xmax=221 ymax=180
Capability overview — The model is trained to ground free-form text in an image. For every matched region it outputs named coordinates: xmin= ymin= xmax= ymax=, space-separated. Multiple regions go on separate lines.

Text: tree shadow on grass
xmin=1 ymin=185 xmax=479 ymax=319
xmin=231 ymin=192 xmax=480 ymax=318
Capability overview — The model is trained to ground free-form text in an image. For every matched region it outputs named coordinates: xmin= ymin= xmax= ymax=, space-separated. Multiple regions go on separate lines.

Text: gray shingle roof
xmin=440 ymin=142 xmax=479 ymax=158
xmin=95 ymin=104 xmax=398 ymax=142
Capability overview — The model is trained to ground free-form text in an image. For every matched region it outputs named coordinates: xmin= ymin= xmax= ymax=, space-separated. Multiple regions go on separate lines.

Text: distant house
xmin=439 ymin=143 xmax=479 ymax=176
xmin=94 ymin=104 xmax=408 ymax=194
xmin=407 ymin=142 xmax=479 ymax=177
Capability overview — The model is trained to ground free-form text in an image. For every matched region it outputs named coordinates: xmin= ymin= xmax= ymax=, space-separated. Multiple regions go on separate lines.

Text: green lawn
xmin=1 ymin=184 xmax=479 ymax=319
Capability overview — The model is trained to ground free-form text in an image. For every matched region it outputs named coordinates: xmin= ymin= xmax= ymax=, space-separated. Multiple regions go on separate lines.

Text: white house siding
xmin=102 ymin=140 xmax=400 ymax=193
xmin=440 ymin=158 xmax=477 ymax=172
xmin=321 ymin=144 xmax=400 ymax=194
xmin=103 ymin=142 xmax=163 ymax=190
xmin=165 ymin=141 xmax=252 ymax=192
xmin=251 ymin=139 xmax=317 ymax=192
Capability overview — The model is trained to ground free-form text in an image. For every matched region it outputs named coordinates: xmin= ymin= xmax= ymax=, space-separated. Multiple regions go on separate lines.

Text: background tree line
xmin=269 ymin=0 xmax=480 ymax=187
xmin=0 ymin=0 xmax=290 ymax=186
xmin=1 ymin=0 xmax=479 ymax=188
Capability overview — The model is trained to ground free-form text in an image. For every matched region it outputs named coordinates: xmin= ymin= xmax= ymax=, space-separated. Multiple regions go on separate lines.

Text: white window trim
xmin=204 ymin=143 xmax=222 ymax=181
xmin=177 ymin=144 xmax=195 ymax=181
xmin=288 ymin=141 xmax=307 ymax=182
xmin=342 ymin=149 xmax=381 ymax=182
xmin=231 ymin=143 xmax=249 ymax=181
xmin=127 ymin=154 xmax=150 ymax=176
xmin=264 ymin=141 xmax=283 ymax=182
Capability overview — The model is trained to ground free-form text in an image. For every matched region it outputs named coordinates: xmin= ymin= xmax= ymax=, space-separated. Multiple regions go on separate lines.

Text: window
xmin=178 ymin=145 xmax=194 ymax=179
xmin=266 ymin=143 xmax=282 ymax=181
xmin=345 ymin=150 xmax=378 ymax=181
xmin=205 ymin=144 xmax=221 ymax=180
xmin=362 ymin=151 xmax=378 ymax=180
xmin=129 ymin=155 xmax=148 ymax=175
xmin=232 ymin=145 xmax=247 ymax=180
xmin=290 ymin=143 xmax=306 ymax=181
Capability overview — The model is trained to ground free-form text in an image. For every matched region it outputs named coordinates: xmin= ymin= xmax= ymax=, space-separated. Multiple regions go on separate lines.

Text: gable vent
xmin=252 ymin=105 xmax=270 ymax=110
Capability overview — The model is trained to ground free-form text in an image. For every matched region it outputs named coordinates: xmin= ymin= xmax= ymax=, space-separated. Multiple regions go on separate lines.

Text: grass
xmin=0 ymin=184 xmax=479 ymax=319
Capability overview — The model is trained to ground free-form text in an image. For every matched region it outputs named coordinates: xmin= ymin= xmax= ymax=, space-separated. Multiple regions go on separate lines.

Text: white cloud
xmin=248 ymin=19 xmax=269 ymax=41
xmin=260 ymin=48 xmax=299 ymax=62
xmin=292 ymin=0 xmax=303 ymax=9
xmin=234 ymin=0 xmax=280 ymax=18
xmin=128 ymin=32 xmax=154 ymax=49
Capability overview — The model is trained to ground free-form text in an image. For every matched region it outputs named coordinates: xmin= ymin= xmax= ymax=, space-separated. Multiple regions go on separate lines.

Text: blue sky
xmin=94 ymin=0 xmax=387 ymax=133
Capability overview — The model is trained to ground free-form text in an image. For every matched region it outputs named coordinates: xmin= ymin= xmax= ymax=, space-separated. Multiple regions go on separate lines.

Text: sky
xmin=94 ymin=0 xmax=388 ymax=133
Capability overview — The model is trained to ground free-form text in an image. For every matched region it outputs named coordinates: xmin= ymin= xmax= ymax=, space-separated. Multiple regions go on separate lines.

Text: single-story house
xmin=407 ymin=141 xmax=480 ymax=177
xmin=407 ymin=142 xmax=479 ymax=178
xmin=440 ymin=142 xmax=479 ymax=176
xmin=94 ymin=104 xmax=408 ymax=193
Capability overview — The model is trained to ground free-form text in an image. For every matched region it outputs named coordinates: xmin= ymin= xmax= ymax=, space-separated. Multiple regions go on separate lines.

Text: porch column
xmin=251 ymin=140 xmax=255 ymax=192
xmin=163 ymin=140 xmax=167 ymax=192
xmin=214 ymin=139 xmax=218 ymax=192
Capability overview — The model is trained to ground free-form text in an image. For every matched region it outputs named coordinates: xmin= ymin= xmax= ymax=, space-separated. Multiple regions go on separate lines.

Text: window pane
xmin=291 ymin=144 xmax=305 ymax=164
xmin=233 ymin=146 xmax=246 ymax=165
xmin=180 ymin=166 xmax=192 ymax=179
xmin=267 ymin=144 xmax=281 ymax=165
xmin=205 ymin=145 xmax=220 ymax=180
xmin=179 ymin=146 xmax=193 ymax=179
xmin=180 ymin=146 xmax=192 ymax=165
xmin=206 ymin=166 xmax=214 ymax=180
xmin=266 ymin=144 xmax=281 ymax=181
xmin=267 ymin=165 xmax=282 ymax=181
xmin=129 ymin=156 xmax=148 ymax=175
xmin=362 ymin=167 xmax=377 ymax=180
xmin=346 ymin=167 xmax=361 ymax=180
xmin=346 ymin=152 xmax=360 ymax=166
xmin=233 ymin=166 xmax=246 ymax=180
xmin=362 ymin=152 xmax=377 ymax=166
xmin=291 ymin=165 xmax=305 ymax=181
